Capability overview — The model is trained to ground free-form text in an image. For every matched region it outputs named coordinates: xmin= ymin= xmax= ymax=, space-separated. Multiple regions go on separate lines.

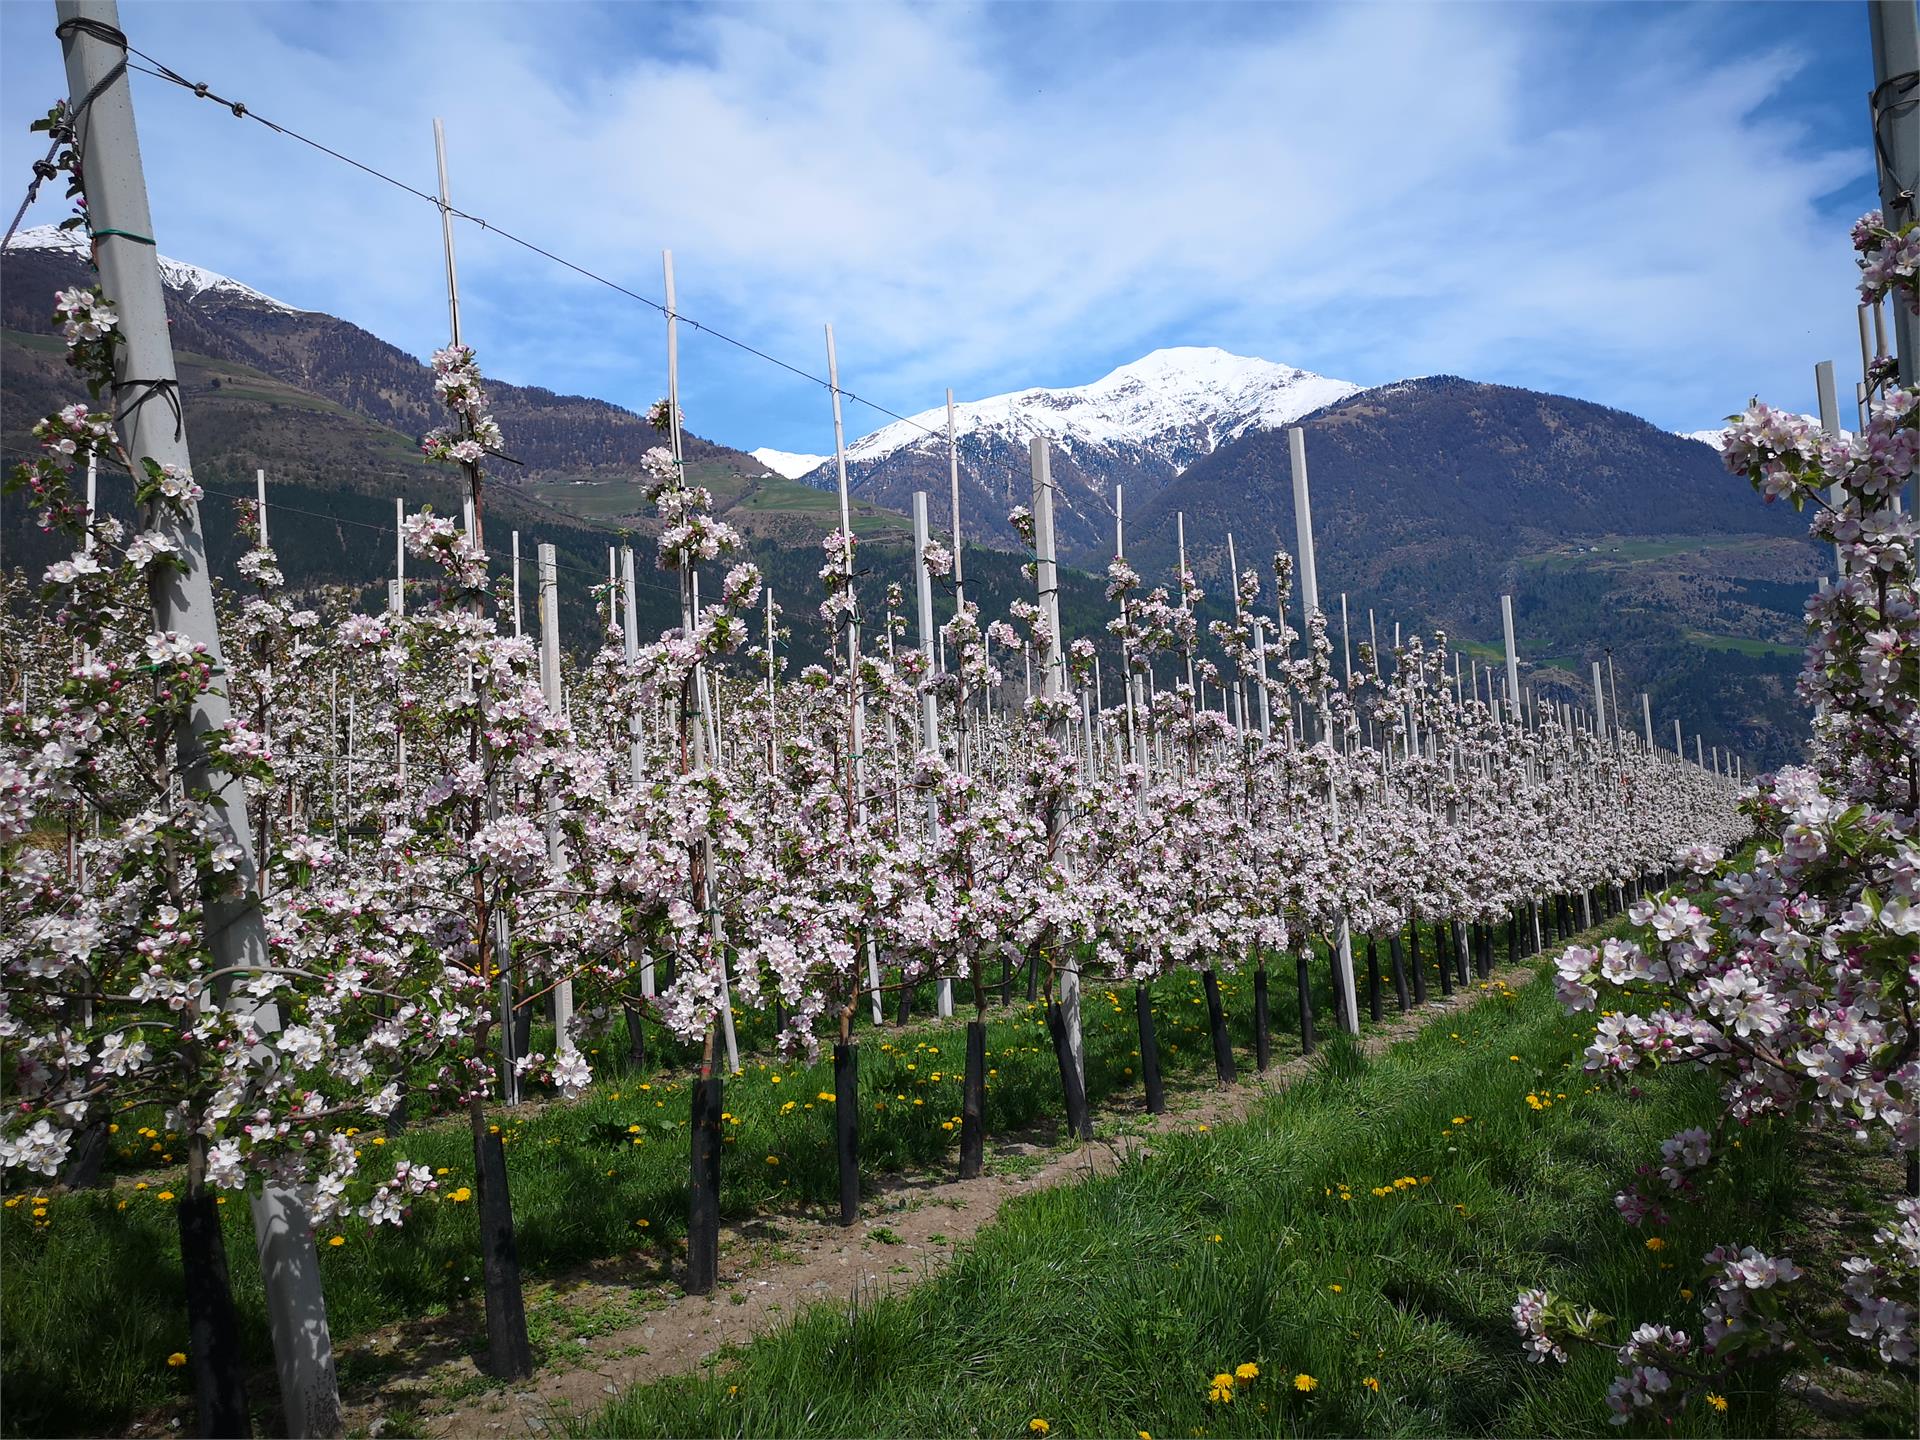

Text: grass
xmin=1 ymin=931 xmax=1451 ymax=1437
xmin=576 ymin=960 xmax=1817 ymax=1439
xmin=1683 ymin=630 xmax=1803 ymax=659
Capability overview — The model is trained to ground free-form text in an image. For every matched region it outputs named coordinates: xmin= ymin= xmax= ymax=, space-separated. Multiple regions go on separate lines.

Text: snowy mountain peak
xmin=4 ymin=223 xmax=301 ymax=314
xmin=829 ymin=346 xmax=1358 ymax=480
xmin=749 ymin=447 xmax=832 ymax=480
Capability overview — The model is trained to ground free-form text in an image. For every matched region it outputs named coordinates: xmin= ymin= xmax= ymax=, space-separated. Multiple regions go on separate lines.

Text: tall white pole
xmin=947 ymin=388 xmax=965 ymax=611
xmin=913 ymin=493 xmax=951 ymax=1018
xmin=1339 ymin=591 xmax=1352 ymax=688
xmin=511 ymin=531 xmax=523 ymax=637
xmin=393 ymin=496 xmax=406 ymax=615
xmin=55 ymin=6 xmax=341 ymax=1432
xmin=432 ymin=118 xmax=461 ymax=348
xmin=1641 ymin=692 xmax=1654 ymax=754
xmin=537 ymin=544 xmax=574 ymax=1051
xmin=1288 ymin=428 xmax=1321 ymax=623
xmin=1500 ymin=594 xmax=1521 ymax=722
xmin=1032 ymin=439 xmax=1082 ymax=1081
xmin=1815 ymin=360 xmax=1847 ymax=575
xmin=1286 ymin=427 xmax=1357 ymax=1031
xmin=825 ymin=324 xmax=883 ymax=1027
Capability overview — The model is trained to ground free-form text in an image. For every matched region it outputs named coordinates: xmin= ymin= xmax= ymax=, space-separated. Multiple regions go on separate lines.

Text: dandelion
xmin=1029 ymin=1420 xmax=1050 ymax=1435
xmin=1644 ymin=1236 xmax=1666 ymax=1252
xmin=1362 ymin=1377 xmax=1381 ymax=1393
xmin=634 ymin=1218 xmax=651 ymax=1228
xmin=1706 ymin=1394 xmax=1728 ymax=1413
xmin=1209 ymin=1233 xmax=1223 ymax=1243
xmin=448 ymin=1187 xmax=472 ymax=1203
xmin=1293 ymin=1374 xmax=1318 ymax=1392
xmin=166 ymin=1352 xmax=187 ymax=1368
xmin=1328 ymin=1284 xmax=1342 ymax=1293
xmin=1208 ymin=1373 xmax=1235 ymax=1404
xmin=156 ymin=1190 xmax=175 ymax=1202
xmin=327 ymin=1236 xmax=345 ymax=1248
xmin=1235 ymin=1362 xmax=1259 ymax=1381
xmin=765 ymin=1155 xmax=780 ymax=1166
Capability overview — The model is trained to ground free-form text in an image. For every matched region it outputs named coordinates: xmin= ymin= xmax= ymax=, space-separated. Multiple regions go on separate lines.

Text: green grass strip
xmin=578 ymin=970 xmax=1799 ymax=1439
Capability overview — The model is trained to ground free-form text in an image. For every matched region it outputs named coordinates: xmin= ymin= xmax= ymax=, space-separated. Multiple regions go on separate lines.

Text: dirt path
xmin=336 ymin=967 xmax=1536 ymax=1438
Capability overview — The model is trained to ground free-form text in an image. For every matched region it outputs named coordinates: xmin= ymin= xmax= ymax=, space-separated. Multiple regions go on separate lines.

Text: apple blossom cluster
xmin=1516 ymin=211 xmax=1920 ymax=1414
xmin=420 ymin=343 xmax=505 ymax=470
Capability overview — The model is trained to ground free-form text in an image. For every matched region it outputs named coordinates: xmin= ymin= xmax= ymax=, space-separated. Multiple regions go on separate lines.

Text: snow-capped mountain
xmin=800 ymin=346 xmax=1359 ymax=557
xmin=749 ymin=447 xmax=832 ymax=480
xmin=5 ymin=223 xmax=301 ymax=313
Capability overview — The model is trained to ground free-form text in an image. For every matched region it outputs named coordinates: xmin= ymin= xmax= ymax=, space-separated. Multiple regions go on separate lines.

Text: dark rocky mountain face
xmin=1115 ymin=377 xmax=1816 ymax=770
xmin=1 ymin=240 xmax=751 ymax=481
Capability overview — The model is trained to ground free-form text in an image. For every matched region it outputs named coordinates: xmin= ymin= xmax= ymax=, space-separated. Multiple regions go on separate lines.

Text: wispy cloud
xmin=0 ymin=1 xmax=1878 ymax=452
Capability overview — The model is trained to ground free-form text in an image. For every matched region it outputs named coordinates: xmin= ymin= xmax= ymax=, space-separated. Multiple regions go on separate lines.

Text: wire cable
xmin=99 ymin=42 xmax=944 ymax=444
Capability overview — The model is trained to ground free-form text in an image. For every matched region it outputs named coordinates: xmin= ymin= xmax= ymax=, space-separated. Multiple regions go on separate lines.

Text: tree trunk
xmin=959 ymin=1020 xmax=987 ymax=1179
xmin=472 ymin=1127 xmax=532 ymax=1379
xmin=1202 ymin=970 xmax=1236 ymax=1084
xmin=1365 ymin=937 xmax=1383 ymax=1022
xmin=1046 ymin=1000 xmax=1092 ymax=1139
xmin=1252 ymin=966 xmax=1272 ymax=1072
xmin=686 ymin=1067 xmax=722 ymax=1295
xmin=1135 ymin=983 xmax=1165 ymax=1114
xmin=179 ymin=1192 xmax=253 ymax=1438
xmin=1294 ymin=948 xmax=1316 ymax=1056
xmin=833 ymin=1042 xmax=859 ymax=1224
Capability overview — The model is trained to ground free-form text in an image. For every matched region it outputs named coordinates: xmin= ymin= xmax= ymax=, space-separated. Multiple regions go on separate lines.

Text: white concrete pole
xmin=1815 ymin=360 xmax=1847 ymax=574
xmin=1641 ymin=692 xmax=1654 ymax=753
xmin=537 ymin=544 xmax=575 ymax=1050
xmin=1288 ymin=427 xmax=1321 ymax=621
xmin=947 ymin=388 xmax=965 ymax=612
xmin=1339 ymin=591 xmax=1352 ymax=688
xmin=54 ymin=6 xmax=341 ymax=1431
xmin=1032 ymin=438 xmax=1082 ymax=1080
xmin=1500 ymin=594 xmax=1521 ymax=722
xmin=1871 ymin=0 xmax=1920 ymax=415
xmin=394 ymin=496 xmax=406 ymax=615
xmin=913 ymin=492 xmax=952 ymax=1018
xmin=432 ymin=118 xmax=461 ymax=348
xmin=824 ymin=324 xmax=883 ymax=1027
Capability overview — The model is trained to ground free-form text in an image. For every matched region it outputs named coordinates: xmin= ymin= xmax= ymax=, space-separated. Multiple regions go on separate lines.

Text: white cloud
xmin=0 ymin=1 xmax=1875 ymax=452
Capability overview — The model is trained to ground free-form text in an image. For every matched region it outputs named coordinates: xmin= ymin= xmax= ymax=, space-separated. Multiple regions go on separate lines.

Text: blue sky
xmin=0 ymin=1 xmax=1887 ymax=456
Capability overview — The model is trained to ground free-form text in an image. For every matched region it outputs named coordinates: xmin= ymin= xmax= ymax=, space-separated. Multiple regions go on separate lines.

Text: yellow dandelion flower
xmin=1645 ymin=1236 xmax=1666 ymax=1251
xmin=1362 ymin=1377 xmax=1381 ymax=1393
xmin=156 ymin=1190 xmax=175 ymax=1202
xmin=1235 ymin=1362 xmax=1259 ymax=1381
xmin=1706 ymin=1394 xmax=1728 ymax=1413
xmin=1293 ymin=1373 xmax=1318 ymax=1392
xmin=167 ymin=1352 xmax=187 ymax=1368
xmin=327 ymin=1236 xmax=345 ymax=1248
xmin=1029 ymin=1420 xmax=1050 ymax=1435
